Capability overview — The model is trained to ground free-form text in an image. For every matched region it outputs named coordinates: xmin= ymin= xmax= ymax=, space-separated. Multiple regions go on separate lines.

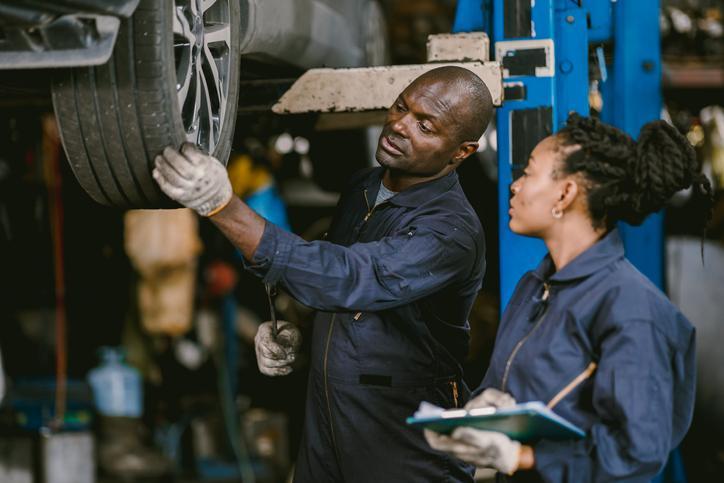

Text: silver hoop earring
xmin=552 ymin=207 xmax=563 ymax=219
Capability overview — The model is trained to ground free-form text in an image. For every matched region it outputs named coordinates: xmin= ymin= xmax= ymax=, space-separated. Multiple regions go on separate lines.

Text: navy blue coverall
xmin=244 ymin=167 xmax=485 ymax=482
xmin=478 ymin=230 xmax=696 ymax=483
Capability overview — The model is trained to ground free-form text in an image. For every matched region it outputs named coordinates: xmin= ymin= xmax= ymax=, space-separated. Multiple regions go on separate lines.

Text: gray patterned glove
xmin=425 ymin=428 xmax=521 ymax=475
xmin=465 ymin=388 xmax=516 ymax=410
xmin=254 ymin=321 xmax=302 ymax=376
xmin=153 ymin=144 xmax=233 ymax=216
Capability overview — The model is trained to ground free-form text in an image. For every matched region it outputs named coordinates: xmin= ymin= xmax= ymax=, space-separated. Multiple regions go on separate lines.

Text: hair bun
xmin=628 ymin=120 xmax=698 ymax=219
xmin=559 ymin=114 xmax=711 ymax=229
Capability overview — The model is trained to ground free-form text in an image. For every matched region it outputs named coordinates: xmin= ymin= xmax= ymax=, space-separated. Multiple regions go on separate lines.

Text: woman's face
xmin=508 ymin=136 xmax=569 ymax=237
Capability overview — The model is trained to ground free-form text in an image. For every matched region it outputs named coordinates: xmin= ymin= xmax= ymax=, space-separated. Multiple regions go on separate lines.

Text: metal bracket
xmin=0 ymin=0 xmax=138 ymax=69
xmin=0 ymin=14 xmax=121 ymax=69
xmin=495 ymin=39 xmax=555 ymax=78
xmin=426 ymin=32 xmax=489 ymax=62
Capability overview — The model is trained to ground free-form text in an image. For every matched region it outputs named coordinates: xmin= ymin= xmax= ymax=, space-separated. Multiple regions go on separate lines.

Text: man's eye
xmin=418 ymin=122 xmax=431 ymax=133
xmin=395 ymin=102 xmax=406 ymax=112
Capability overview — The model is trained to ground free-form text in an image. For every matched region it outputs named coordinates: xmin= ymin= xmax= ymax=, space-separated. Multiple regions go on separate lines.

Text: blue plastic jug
xmin=87 ymin=347 xmax=143 ymax=417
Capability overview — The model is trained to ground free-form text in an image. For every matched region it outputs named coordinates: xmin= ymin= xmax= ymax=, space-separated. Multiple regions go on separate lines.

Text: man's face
xmin=375 ymin=79 xmax=466 ymax=178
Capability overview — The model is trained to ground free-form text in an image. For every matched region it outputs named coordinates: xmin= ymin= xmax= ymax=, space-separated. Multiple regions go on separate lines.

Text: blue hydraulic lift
xmin=453 ymin=0 xmax=664 ymax=306
xmin=452 ymin=1 xmax=684 ymax=481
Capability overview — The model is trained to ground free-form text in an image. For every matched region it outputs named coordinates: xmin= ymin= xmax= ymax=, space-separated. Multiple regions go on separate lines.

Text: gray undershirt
xmin=375 ymin=181 xmax=398 ymax=207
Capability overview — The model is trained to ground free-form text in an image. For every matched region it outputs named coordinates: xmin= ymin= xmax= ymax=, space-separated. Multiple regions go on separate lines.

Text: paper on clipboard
xmin=407 ymin=401 xmax=585 ymax=443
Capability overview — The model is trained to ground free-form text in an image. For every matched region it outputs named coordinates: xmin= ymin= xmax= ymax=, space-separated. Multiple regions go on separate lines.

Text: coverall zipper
xmin=501 ymin=282 xmax=551 ymax=392
xmin=362 ymin=188 xmax=377 ymax=221
xmin=322 ymin=190 xmax=380 ymax=468
xmin=449 ymin=380 xmax=459 ymax=407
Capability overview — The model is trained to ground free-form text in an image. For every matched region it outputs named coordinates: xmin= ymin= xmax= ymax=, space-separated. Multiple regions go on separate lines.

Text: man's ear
xmin=450 ymin=141 xmax=479 ymax=165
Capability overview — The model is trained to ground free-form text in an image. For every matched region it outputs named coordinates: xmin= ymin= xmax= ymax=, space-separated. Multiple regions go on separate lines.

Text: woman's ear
xmin=557 ymin=177 xmax=580 ymax=211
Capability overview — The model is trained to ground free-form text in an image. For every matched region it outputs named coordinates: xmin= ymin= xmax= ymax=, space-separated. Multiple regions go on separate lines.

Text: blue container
xmin=87 ymin=347 xmax=142 ymax=417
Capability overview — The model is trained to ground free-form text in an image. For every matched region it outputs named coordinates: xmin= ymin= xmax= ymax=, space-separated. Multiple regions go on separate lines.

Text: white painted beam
xmin=272 ymin=61 xmax=503 ymax=114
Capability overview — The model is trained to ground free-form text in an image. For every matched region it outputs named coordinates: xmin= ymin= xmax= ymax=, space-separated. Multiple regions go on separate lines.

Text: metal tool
xmin=265 ymin=283 xmax=278 ymax=338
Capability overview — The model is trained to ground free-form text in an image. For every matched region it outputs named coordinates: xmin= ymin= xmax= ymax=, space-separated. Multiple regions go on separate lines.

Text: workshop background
xmin=0 ymin=0 xmax=723 ymax=482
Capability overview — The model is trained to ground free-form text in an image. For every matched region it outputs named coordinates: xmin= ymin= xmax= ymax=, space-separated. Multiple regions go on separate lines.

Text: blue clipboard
xmin=406 ymin=401 xmax=585 ymax=443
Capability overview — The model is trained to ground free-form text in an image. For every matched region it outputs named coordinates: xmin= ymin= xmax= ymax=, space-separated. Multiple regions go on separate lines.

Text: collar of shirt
xmin=352 ymin=167 xmax=459 ymax=208
xmin=375 ymin=180 xmax=398 ymax=206
xmin=532 ymin=229 xmax=626 ymax=283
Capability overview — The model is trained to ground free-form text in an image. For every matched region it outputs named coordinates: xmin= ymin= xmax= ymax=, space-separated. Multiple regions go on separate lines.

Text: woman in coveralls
xmin=427 ymin=114 xmax=712 ymax=482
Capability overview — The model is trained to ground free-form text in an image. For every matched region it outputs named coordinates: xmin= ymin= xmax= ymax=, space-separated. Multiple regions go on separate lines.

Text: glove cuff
xmin=204 ymin=193 xmax=233 ymax=217
xmin=500 ymin=439 xmax=522 ymax=475
xmin=197 ymin=183 xmax=233 ymax=217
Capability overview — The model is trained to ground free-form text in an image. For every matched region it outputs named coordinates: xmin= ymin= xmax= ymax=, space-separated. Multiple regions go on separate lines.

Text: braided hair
xmin=556 ymin=113 xmax=713 ymax=231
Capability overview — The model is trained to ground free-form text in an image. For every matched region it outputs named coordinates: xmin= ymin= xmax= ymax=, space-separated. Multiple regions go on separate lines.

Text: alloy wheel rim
xmin=173 ymin=0 xmax=231 ymax=154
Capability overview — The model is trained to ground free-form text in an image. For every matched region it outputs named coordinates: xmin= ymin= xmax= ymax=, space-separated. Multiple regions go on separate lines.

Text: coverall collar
xmin=357 ymin=167 xmax=459 ymax=208
xmin=533 ymin=229 xmax=625 ymax=283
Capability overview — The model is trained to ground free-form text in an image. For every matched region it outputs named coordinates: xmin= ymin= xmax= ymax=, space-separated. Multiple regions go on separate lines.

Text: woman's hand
xmin=425 ymin=427 xmax=527 ymax=474
xmin=465 ymin=388 xmax=516 ymax=410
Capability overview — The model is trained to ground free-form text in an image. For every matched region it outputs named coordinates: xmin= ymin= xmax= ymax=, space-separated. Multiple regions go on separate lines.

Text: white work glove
xmin=153 ymin=144 xmax=233 ymax=216
xmin=254 ymin=321 xmax=302 ymax=376
xmin=465 ymin=388 xmax=516 ymax=410
xmin=425 ymin=427 xmax=521 ymax=475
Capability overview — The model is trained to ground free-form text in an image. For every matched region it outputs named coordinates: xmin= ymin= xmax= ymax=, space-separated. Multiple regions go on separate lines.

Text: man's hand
xmin=465 ymin=388 xmax=516 ymax=410
xmin=425 ymin=428 xmax=522 ymax=475
xmin=153 ymin=144 xmax=233 ymax=216
xmin=254 ymin=320 xmax=302 ymax=376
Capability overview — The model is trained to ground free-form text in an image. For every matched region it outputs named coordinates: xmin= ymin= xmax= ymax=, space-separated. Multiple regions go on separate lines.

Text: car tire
xmin=51 ymin=0 xmax=241 ymax=208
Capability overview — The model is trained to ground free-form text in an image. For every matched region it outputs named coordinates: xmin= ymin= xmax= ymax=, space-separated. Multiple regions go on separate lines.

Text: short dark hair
xmin=556 ymin=113 xmax=713 ymax=230
xmin=412 ymin=66 xmax=493 ymax=143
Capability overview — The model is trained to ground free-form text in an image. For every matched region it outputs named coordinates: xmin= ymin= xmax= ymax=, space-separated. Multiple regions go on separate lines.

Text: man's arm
xmin=210 ymin=196 xmax=266 ymax=260
xmin=244 ymin=220 xmax=479 ymax=312
xmin=154 ymin=145 xmax=482 ymax=312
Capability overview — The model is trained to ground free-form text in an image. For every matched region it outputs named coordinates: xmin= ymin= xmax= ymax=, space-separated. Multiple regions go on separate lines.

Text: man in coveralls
xmin=153 ymin=66 xmax=494 ymax=482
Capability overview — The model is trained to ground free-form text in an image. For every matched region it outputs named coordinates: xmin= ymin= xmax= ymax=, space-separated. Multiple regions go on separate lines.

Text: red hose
xmin=43 ymin=114 xmax=66 ymax=429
